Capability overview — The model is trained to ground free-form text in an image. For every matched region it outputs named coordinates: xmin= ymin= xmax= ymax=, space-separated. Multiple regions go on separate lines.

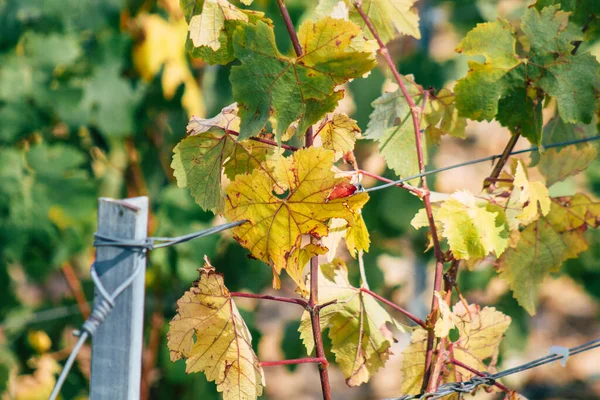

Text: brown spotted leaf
xmin=225 ymin=147 xmax=369 ymax=291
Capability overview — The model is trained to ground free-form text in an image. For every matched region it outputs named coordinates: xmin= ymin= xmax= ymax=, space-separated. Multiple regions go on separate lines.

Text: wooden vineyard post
xmin=90 ymin=197 xmax=149 ymax=399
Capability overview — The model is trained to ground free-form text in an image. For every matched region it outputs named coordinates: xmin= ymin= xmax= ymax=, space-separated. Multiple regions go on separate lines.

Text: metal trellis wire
xmin=364 ymin=135 xmax=600 ymax=193
xmin=48 ymin=219 xmax=247 ymax=400
xmin=390 ymin=338 xmax=600 ymax=400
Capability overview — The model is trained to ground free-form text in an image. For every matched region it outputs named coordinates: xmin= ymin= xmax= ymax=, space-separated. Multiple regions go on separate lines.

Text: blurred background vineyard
xmin=1 ymin=0 xmax=600 ymax=399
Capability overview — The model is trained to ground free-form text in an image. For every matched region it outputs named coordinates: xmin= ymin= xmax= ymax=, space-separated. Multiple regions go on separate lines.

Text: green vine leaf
xmin=455 ymin=5 xmax=600 ymax=142
xmin=534 ymin=0 xmax=600 ymax=43
xmin=365 ymin=80 xmax=466 ymax=182
xmin=299 ymin=259 xmax=405 ymax=386
xmin=498 ymin=193 xmax=600 ymax=315
xmin=230 ymin=17 xmax=376 ymax=140
xmin=171 ymin=104 xmax=276 ymax=213
xmin=365 ymin=76 xmax=424 ymax=183
xmin=168 ymin=258 xmax=265 ymax=400
xmin=530 ymin=117 xmax=598 ymax=186
xmin=225 ymin=147 xmax=369 ymax=291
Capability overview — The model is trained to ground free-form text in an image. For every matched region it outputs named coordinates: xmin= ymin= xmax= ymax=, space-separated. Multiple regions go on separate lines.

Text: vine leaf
xmin=181 ymin=0 xmax=270 ymax=65
xmin=366 ymin=80 xmax=465 ymax=182
xmin=534 ymin=0 xmax=600 ymax=42
xmin=512 ymin=161 xmax=551 ymax=225
xmin=323 ymin=212 xmax=371 ymax=261
xmin=365 ymin=76 xmax=424 ymax=183
xmin=451 ymin=303 xmax=511 ymax=380
xmin=230 ymin=18 xmax=376 ymax=140
xmin=188 ymin=0 xmax=248 ymax=50
xmin=316 ymin=0 xmax=421 ymax=43
xmin=298 ymin=260 xmax=406 ymax=386
xmin=423 ymin=88 xmax=467 ymax=144
xmin=167 ymin=258 xmax=265 ymax=400
xmin=455 ymin=5 xmax=600 ymax=138
xmin=454 ymin=19 xmax=521 ymax=122
xmin=498 ymin=194 xmax=600 ymax=315
xmin=400 ymin=303 xmax=510 ymax=395
xmin=318 ymin=113 xmax=361 ymax=161
xmin=433 ymin=291 xmax=458 ymax=338
xmin=411 ymin=191 xmax=509 ymax=261
xmin=225 ymin=147 xmax=369 ymax=291
xmin=171 ymin=104 xmax=275 ymax=213
xmin=530 ymin=117 xmax=598 ymax=186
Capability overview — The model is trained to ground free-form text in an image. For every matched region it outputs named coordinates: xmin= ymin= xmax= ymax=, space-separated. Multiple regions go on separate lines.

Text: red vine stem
xmin=230 ymin=292 xmax=308 ymax=308
xmin=224 ymin=129 xmax=299 ymax=152
xmin=275 ymin=1 xmax=331 ymax=398
xmin=359 ymin=169 xmax=424 ymax=197
xmin=353 ymin=2 xmax=446 ymax=392
xmin=449 ymin=358 xmax=512 ymax=393
xmin=260 ymin=357 xmax=328 ymax=367
xmin=360 ymin=288 xmax=426 ymax=328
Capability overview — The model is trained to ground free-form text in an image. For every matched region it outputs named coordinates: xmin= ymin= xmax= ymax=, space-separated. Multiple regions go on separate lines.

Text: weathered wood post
xmin=90 ymin=197 xmax=148 ymax=399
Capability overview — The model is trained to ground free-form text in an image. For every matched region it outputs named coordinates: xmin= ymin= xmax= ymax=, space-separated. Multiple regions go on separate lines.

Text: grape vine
xmin=166 ymin=0 xmax=600 ymax=399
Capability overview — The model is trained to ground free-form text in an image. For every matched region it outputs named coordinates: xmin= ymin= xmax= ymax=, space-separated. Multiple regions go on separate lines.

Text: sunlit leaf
xmin=225 ymin=147 xmax=368 ymax=290
xmin=401 ymin=303 xmax=510 ymax=395
xmin=365 ymin=77 xmax=424 ymax=183
xmin=318 ymin=113 xmax=361 ymax=161
xmin=299 ymin=260 xmax=405 ymax=386
xmin=317 ymin=0 xmax=420 ymax=43
xmin=512 ymin=161 xmax=551 ymax=225
xmin=411 ymin=191 xmax=509 ymax=261
xmin=168 ymin=258 xmax=265 ymax=400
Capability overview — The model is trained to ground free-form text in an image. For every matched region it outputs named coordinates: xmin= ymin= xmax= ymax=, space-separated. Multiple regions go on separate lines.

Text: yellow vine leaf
xmin=318 ymin=113 xmax=361 ymax=161
xmin=317 ymin=0 xmax=421 ymax=43
xmin=411 ymin=190 xmax=509 ymax=261
xmin=322 ymin=213 xmax=370 ymax=261
xmin=225 ymin=147 xmax=368 ymax=291
xmin=498 ymin=193 xmax=600 ymax=315
xmin=451 ymin=302 xmax=511 ymax=380
xmin=399 ymin=328 xmax=428 ymax=395
xmin=188 ymin=0 xmax=248 ymax=50
xmin=513 ymin=161 xmax=551 ymax=225
xmin=133 ymin=14 xmax=203 ymax=117
xmin=433 ymin=291 xmax=458 ymax=338
xmin=299 ymin=260 xmax=406 ymax=386
xmin=346 ymin=212 xmax=371 ymax=257
xmin=400 ymin=303 xmax=510 ymax=395
xmin=167 ymin=258 xmax=265 ymax=400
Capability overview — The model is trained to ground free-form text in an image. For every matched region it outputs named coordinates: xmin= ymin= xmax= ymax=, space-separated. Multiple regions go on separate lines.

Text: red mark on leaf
xmin=326 ymin=182 xmax=357 ymax=202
